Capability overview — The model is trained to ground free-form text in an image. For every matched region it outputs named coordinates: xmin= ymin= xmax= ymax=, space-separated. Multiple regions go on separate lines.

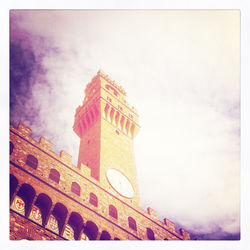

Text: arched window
xmin=26 ymin=155 xmax=38 ymax=169
xmin=49 ymin=169 xmax=60 ymax=183
xmin=51 ymin=202 xmax=68 ymax=234
xmin=128 ymin=216 xmax=137 ymax=231
xmin=16 ymin=183 xmax=36 ymax=216
xmin=10 ymin=141 xmax=14 ymax=155
xmin=10 ymin=174 xmax=18 ymax=201
xmin=100 ymin=230 xmax=111 ymax=240
xmin=146 ymin=228 xmax=155 ymax=240
xmin=67 ymin=212 xmax=84 ymax=240
xmin=89 ymin=193 xmax=98 ymax=207
xmin=71 ymin=182 xmax=80 ymax=196
xmin=84 ymin=220 xmax=99 ymax=240
xmin=34 ymin=193 xmax=52 ymax=226
xmin=109 ymin=205 xmax=118 ymax=219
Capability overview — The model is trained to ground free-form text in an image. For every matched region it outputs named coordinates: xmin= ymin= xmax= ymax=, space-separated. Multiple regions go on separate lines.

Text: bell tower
xmin=73 ymin=70 xmax=140 ymax=207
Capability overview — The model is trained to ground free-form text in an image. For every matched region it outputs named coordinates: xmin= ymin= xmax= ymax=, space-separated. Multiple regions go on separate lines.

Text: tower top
xmin=97 ymin=69 xmax=127 ymax=96
xmin=82 ymin=70 xmax=138 ymax=115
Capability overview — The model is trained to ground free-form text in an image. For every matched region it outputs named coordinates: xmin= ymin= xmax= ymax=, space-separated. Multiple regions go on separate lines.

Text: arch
xmin=120 ymin=116 xmax=125 ymax=130
xmin=34 ymin=193 xmax=52 ymax=226
xmin=130 ymin=124 xmax=135 ymax=137
xmin=146 ymin=228 xmax=155 ymax=240
xmin=49 ymin=168 xmax=60 ymax=183
xmin=125 ymin=119 xmax=130 ymax=134
xmin=10 ymin=141 xmax=14 ymax=155
xmin=104 ymin=103 xmax=110 ymax=119
xmin=52 ymin=202 xmax=68 ymax=234
xmin=71 ymin=182 xmax=80 ymax=196
xmin=26 ymin=154 xmax=38 ymax=169
xmin=90 ymin=110 xmax=95 ymax=123
xmin=77 ymin=120 xmax=83 ymax=136
xmin=10 ymin=174 xmax=18 ymax=201
xmin=16 ymin=183 xmax=36 ymax=216
xmin=114 ymin=237 xmax=120 ymax=240
xmin=164 ymin=238 xmax=169 ymax=240
xmin=86 ymin=114 xmax=91 ymax=128
xmin=128 ymin=216 xmax=137 ymax=231
xmin=109 ymin=205 xmax=118 ymax=219
xmin=89 ymin=193 xmax=98 ymax=207
xmin=93 ymin=105 xmax=99 ymax=118
xmin=81 ymin=118 xmax=87 ymax=133
xmin=115 ymin=111 xmax=120 ymax=127
xmin=67 ymin=212 xmax=84 ymax=240
xmin=109 ymin=108 xmax=115 ymax=123
xmin=84 ymin=221 xmax=99 ymax=240
xmin=100 ymin=230 xmax=111 ymax=240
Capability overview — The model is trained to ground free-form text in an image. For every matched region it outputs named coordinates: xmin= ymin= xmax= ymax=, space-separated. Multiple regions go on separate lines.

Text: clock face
xmin=106 ymin=169 xmax=134 ymax=198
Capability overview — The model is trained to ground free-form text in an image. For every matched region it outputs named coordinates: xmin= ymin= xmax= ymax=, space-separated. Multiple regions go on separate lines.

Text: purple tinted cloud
xmin=10 ymin=11 xmax=59 ymax=140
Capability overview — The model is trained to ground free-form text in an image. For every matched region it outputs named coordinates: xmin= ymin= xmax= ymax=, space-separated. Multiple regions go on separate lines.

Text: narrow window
xmin=71 ymin=182 xmax=80 ymax=196
xmin=26 ymin=155 xmax=38 ymax=169
xmin=49 ymin=169 xmax=60 ymax=183
xmin=89 ymin=193 xmax=98 ymax=207
xmin=109 ymin=205 xmax=118 ymax=219
xmin=146 ymin=228 xmax=155 ymax=240
xmin=128 ymin=216 xmax=137 ymax=231
xmin=10 ymin=141 xmax=14 ymax=155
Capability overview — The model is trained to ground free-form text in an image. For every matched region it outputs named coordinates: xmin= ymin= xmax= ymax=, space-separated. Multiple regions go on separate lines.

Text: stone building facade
xmin=9 ymin=70 xmax=191 ymax=240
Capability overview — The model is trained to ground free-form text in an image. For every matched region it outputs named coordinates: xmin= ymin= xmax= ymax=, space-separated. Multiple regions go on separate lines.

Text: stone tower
xmin=73 ymin=70 xmax=140 ymax=207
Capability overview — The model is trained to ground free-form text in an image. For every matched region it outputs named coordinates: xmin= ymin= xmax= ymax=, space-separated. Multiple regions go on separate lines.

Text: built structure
xmin=9 ymin=70 xmax=191 ymax=240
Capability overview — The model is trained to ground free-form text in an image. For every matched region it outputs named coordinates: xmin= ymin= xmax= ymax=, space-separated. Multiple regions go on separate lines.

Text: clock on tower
xmin=73 ymin=70 xmax=140 ymax=207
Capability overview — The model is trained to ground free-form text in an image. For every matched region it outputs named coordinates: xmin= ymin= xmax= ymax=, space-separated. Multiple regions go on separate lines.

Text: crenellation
xmin=180 ymin=228 xmax=191 ymax=240
xmin=80 ymin=163 xmax=91 ymax=178
xmin=60 ymin=151 xmax=72 ymax=165
xmin=98 ymin=69 xmax=126 ymax=96
xmin=147 ymin=207 xmax=158 ymax=221
xmin=163 ymin=218 xmax=176 ymax=232
xmin=39 ymin=137 xmax=52 ymax=151
xmin=17 ymin=123 xmax=31 ymax=137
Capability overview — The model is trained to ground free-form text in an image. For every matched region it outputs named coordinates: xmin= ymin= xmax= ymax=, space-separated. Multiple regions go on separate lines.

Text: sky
xmin=9 ymin=10 xmax=240 ymax=240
